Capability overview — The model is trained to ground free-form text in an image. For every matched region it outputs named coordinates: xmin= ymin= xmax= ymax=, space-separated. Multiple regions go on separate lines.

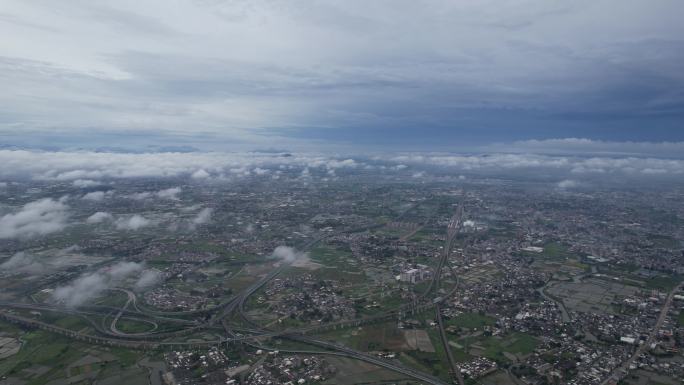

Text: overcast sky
xmin=1 ymin=1 xmax=683 ymax=152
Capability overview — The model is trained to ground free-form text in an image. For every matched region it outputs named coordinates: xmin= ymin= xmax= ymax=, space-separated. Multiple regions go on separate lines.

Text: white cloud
xmin=72 ymin=179 xmax=102 ymax=188
xmin=134 ymin=269 xmax=162 ymax=291
xmin=325 ymin=159 xmax=358 ymax=169
xmin=155 ymin=187 xmax=181 ymax=200
xmin=129 ymin=191 xmax=153 ymax=200
xmin=180 ymin=204 xmax=202 ymax=212
xmin=0 ymin=251 xmax=40 ymax=272
xmin=0 ymin=148 xmax=681 ymax=187
xmin=191 ymin=169 xmax=210 ymax=179
xmin=53 ymin=273 xmax=106 ymax=307
xmin=52 ymin=261 xmax=144 ymax=307
xmin=129 ymin=187 xmax=180 ymax=200
xmin=641 ymin=168 xmax=667 ymax=175
xmin=107 ymin=261 xmax=144 ymax=280
xmin=115 ymin=214 xmax=151 ymax=230
xmin=0 ymin=198 xmax=69 ymax=239
xmin=0 ymin=150 xmax=375 ymax=182
xmin=557 ymin=179 xmax=579 ymax=189
xmin=81 ymin=190 xmax=112 ymax=201
xmin=192 ymin=208 xmax=213 ymax=226
xmin=0 ymin=150 xmax=292 ymax=180
xmin=387 ymin=152 xmax=684 ymax=177
xmin=86 ymin=211 xmax=113 ymax=224
xmin=271 ymin=245 xmax=307 ymax=263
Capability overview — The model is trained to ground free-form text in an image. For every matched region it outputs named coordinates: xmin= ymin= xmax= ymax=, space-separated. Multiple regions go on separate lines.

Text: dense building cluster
xmin=245 ymin=353 xmax=336 ymax=385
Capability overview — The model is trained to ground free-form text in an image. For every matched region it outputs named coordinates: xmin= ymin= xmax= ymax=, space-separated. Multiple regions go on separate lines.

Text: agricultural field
xmin=0 ymin=320 xmax=158 ymax=385
xmin=546 ymin=278 xmax=641 ymax=314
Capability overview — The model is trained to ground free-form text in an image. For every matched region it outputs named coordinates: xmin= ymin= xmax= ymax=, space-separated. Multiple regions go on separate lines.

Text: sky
xmin=1 ymin=0 xmax=683 ymax=152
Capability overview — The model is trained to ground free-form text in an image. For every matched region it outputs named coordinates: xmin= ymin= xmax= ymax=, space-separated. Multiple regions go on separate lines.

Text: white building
xmin=400 ymin=265 xmax=431 ymax=283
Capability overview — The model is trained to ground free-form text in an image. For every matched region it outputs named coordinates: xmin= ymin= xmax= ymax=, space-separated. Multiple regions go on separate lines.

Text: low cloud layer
xmin=73 ymin=179 xmax=102 ymax=188
xmin=131 ymin=187 xmax=181 ymax=201
xmin=134 ymin=269 xmax=162 ymax=291
xmin=115 ymin=214 xmax=152 ymax=231
xmin=557 ymin=179 xmax=579 ymax=189
xmin=86 ymin=211 xmax=113 ymax=224
xmin=0 ymin=251 xmax=43 ymax=273
xmin=82 ymin=190 xmax=113 ymax=201
xmin=0 ymin=246 xmax=84 ymax=275
xmin=387 ymin=152 xmax=684 ymax=177
xmin=487 ymin=139 xmax=684 ymax=158
xmin=192 ymin=208 xmax=212 ymax=226
xmin=0 ymin=198 xmax=69 ymax=239
xmin=271 ymin=246 xmax=307 ymax=263
xmin=156 ymin=187 xmax=181 ymax=200
xmin=52 ymin=261 xmax=144 ymax=307
xmin=0 ymin=147 xmax=681 ymax=188
xmin=0 ymin=150 xmax=359 ymax=181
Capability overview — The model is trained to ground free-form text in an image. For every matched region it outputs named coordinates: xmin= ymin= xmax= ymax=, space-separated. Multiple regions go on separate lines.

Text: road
xmin=601 ymin=282 xmax=684 ymax=385
xmin=110 ymin=288 xmax=145 ymax=336
xmin=536 ymin=285 xmax=571 ymax=323
xmin=228 ymin=219 xmax=455 ymax=385
xmin=431 ymin=207 xmax=465 ymax=385
xmin=0 ymin=208 xmax=460 ymax=385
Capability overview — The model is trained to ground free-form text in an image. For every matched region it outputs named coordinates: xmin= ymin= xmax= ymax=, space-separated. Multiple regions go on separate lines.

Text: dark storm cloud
xmin=1 ymin=1 xmax=683 ymax=149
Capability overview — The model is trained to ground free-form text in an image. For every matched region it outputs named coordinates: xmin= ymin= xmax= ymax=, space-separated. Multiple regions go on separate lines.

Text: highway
xmin=431 ymin=207 xmax=465 ymax=385
xmin=227 ymin=217 xmax=455 ymax=385
xmin=110 ymin=288 xmax=146 ymax=336
xmin=235 ymin=207 xmax=465 ymax=385
xmin=0 ymin=206 xmax=461 ymax=385
xmin=7 ymin=200 xmax=681 ymax=385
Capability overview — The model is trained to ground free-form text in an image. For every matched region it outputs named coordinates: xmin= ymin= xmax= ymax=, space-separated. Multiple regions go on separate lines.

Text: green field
xmin=0 ymin=328 xmax=89 ymax=383
xmin=40 ymin=313 xmax=92 ymax=332
xmin=644 ymin=275 xmax=683 ymax=291
xmin=448 ymin=312 xmax=496 ymax=329
xmin=116 ymin=318 xmax=156 ymax=333
xmin=310 ymin=245 xmax=355 ymax=268
xmin=0 ymin=320 xmax=147 ymax=385
xmin=462 ymin=332 xmax=538 ymax=363
xmin=542 ymin=242 xmax=572 ymax=260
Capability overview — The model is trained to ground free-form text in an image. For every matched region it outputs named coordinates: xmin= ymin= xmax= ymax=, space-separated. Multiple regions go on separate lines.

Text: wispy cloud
xmin=81 ymin=190 xmax=113 ymax=201
xmin=0 ymin=198 xmax=69 ymax=239
xmin=557 ymin=179 xmax=579 ymax=189
xmin=129 ymin=187 xmax=181 ymax=200
xmin=86 ymin=211 xmax=113 ymax=224
xmin=53 ymin=261 xmax=145 ymax=307
xmin=72 ymin=179 xmax=102 ymax=188
xmin=192 ymin=208 xmax=212 ymax=226
xmin=115 ymin=214 xmax=152 ymax=231
xmin=134 ymin=269 xmax=161 ymax=291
